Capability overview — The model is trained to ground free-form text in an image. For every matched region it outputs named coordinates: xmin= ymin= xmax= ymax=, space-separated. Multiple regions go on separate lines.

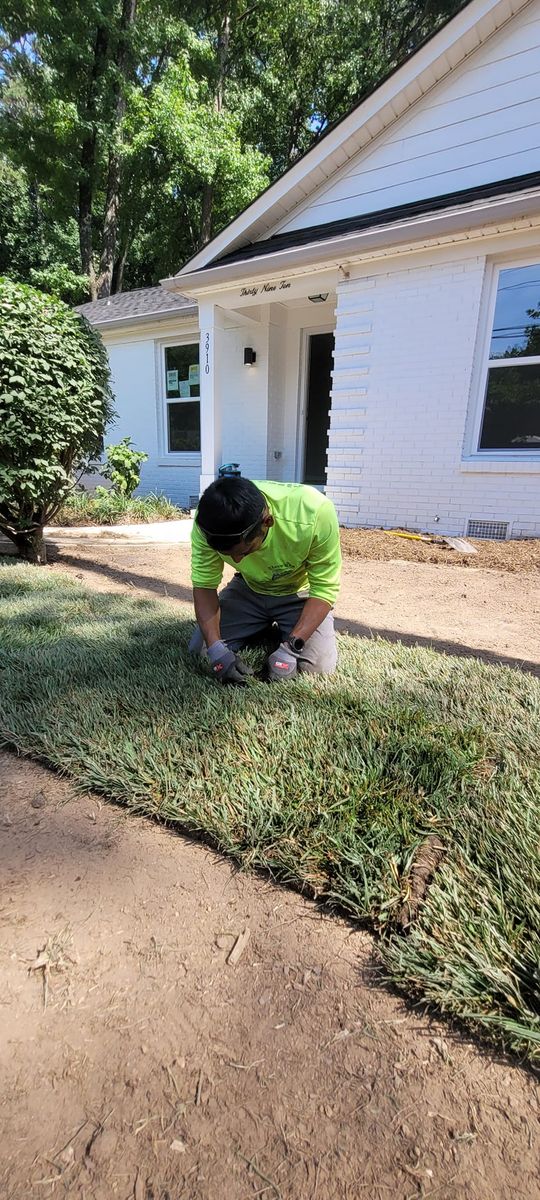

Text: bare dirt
xmin=45 ymin=539 xmax=540 ymax=675
xmin=1 ymin=542 xmax=539 ymax=1199
xmin=1 ymin=753 xmax=539 ymax=1200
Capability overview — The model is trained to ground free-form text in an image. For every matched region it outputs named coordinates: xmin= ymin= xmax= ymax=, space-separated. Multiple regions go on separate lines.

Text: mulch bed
xmin=340 ymin=528 xmax=540 ymax=572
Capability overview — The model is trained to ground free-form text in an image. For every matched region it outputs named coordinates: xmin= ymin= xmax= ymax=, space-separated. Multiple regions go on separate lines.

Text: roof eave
xmin=82 ymin=305 xmax=198 ymax=331
xmin=162 ymin=186 xmax=540 ymax=295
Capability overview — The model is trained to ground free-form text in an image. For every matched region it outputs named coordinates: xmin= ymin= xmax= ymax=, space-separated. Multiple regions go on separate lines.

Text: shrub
xmin=102 ymin=437 xmax=148 ymax=497
xmin=0 ymin=277 xmax=114 ymax=562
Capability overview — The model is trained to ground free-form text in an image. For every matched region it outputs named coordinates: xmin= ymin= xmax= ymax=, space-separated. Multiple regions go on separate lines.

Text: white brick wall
xmin=326 ymin=257 xmax=540 ymax=535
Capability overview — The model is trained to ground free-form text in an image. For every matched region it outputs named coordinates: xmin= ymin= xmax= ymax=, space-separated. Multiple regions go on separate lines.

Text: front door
xmin=303 ymin=332 xmax=334 ymax=486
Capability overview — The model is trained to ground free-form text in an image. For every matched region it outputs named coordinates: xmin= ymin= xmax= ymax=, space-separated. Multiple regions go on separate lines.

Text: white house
xmin=82 ymin=0 xmax=540 ymax=537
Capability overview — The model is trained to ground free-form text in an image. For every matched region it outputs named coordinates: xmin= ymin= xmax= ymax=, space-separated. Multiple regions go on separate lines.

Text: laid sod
xmin=1 ymin=562 xmax=539 ymax=1062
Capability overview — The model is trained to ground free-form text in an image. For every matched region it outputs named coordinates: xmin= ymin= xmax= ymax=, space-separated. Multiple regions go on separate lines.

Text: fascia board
xmin=89 ymin=307 xmax=197 ymax=333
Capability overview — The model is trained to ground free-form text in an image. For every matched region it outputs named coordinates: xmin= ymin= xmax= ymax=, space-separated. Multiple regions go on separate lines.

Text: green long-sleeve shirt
xmin=191 ymin=480 xmax=341 ymax=606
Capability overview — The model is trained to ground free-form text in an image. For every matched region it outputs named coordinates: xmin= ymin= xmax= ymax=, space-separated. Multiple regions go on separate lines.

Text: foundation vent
xmin=466 ymin=519 xmax=509 ymax=541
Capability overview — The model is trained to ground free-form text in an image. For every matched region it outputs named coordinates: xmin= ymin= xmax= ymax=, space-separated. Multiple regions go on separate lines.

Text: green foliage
xmin=29 ymin=262 xmax=90 ymax=305
xmin=53 ymin=488 xmax=187 ymax=525
xmin=0 ymin=277 xmax=114 ymax=559
xmin=101 ymin=436 xmax=148 ymax=497
xmin=0 ymin=565 xmax=539 ymax=1061
xmin=0 ymin=156 xmax=88 ymax=300
xmin=0 ymin=1 xmax=463 ymax=293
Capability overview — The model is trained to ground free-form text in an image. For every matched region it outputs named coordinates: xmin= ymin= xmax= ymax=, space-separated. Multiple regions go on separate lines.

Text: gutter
xmin=81 ymin=305 xmax=197 ymax=332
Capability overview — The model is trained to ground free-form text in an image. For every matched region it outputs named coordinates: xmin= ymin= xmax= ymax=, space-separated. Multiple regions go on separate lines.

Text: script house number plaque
xmin=239 ymin=279 xmax=291 ymax=297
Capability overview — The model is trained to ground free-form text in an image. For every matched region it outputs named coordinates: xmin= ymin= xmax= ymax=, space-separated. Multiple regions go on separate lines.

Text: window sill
xmin=460 ymin=456 xmax=540 ymax=474
xmin=157 ymin=454 xmax=201 ymax=467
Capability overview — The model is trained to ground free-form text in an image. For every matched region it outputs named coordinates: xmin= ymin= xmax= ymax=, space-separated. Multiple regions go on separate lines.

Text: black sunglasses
xmin=197 ymin=507 xmax=266 ymax=543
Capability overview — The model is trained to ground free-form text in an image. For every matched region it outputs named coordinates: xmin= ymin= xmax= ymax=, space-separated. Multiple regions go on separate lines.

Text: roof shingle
xmin=77 ymin=285 xmax=196 ymax=326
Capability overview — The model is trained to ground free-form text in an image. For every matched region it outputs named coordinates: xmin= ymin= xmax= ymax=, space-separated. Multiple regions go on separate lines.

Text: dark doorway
xmin=303 ymin=332 xmax=334 ymax=485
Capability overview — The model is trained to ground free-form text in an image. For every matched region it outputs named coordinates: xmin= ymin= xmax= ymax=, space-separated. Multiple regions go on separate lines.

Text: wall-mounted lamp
xmin=308 ymin=293 xmax=329 ymax=304
xmin=244 ymin=346 xmax=257 ymax=366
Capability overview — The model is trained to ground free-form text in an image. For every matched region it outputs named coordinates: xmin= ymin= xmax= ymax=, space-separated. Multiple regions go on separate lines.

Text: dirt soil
xmin=1 ymin=752 xmax=539 ymax=1200
xmin=1 ymin=543 xmax=540 ymax=1199
xmin=339 ymin=529 xmax=540 ymax=573
xmin=45 ymin=540 xmax=540 ymax=674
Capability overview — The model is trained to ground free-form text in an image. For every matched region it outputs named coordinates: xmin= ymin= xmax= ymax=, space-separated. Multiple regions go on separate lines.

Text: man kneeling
xmin=190 ymin=478 xmax=341 ymax=684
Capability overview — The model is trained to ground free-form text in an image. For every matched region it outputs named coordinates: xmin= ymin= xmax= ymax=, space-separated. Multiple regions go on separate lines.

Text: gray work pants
xmin=190 ymin=574 xmax=337 ymax=675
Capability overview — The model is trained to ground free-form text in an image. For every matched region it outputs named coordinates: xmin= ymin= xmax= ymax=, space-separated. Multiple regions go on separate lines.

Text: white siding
xmin=326 ymin=258 xmax=540 ymax=536
xmin=277 ymin=0 xmax=540 ymax=234
xmin=219 ymin=320 xmax=270 ymax=479
xmin=105 ymin=331 xmax=201 ymax=507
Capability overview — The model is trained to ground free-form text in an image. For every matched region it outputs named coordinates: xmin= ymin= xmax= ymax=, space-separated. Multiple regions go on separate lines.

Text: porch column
xmin=198 ymin=300 xmax=225 ymax=495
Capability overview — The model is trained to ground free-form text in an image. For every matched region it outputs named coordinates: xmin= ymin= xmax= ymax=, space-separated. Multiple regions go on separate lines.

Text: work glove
xmin=266 ymin=642 xmax=299 ymax=682
xmin=207 ymin=639 xmax=253 ymax=685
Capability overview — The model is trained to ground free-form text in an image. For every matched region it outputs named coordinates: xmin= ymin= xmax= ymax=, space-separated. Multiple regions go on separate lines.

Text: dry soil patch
xmin=1 ymin=752 xmax=539 ymax=1200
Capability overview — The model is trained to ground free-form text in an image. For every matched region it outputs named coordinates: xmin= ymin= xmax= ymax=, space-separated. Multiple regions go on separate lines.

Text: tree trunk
xmin=11 ymin=528 xmax=47 ymax=565
xmin=79 ymin=138 xmax=98 ymax=298
xmin=78 ymin=24 xmax=110 ymax=299
xmin=97 ymin=148 xmax=122 ymax=297
xmin=198 ymin=10 xmax=230 ymax=248
xmin=199 ymin=182 xmax=214 ymax=247
xmin=216 ymin=11 xmax=230 ymax=114
xmin=96 ymin=0 xmax=138 ymax=299
xmin=112 ymin=231 xmax=131 ymax=293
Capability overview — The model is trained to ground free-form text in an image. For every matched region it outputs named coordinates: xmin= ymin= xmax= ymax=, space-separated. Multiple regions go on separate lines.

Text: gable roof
xmin=208 ymin=170 xmax=540 ymax=269
xmin=167 ymin=0 xmax=534 ymax=285
xmin=77 ymin=286 xmax=196 ymax=329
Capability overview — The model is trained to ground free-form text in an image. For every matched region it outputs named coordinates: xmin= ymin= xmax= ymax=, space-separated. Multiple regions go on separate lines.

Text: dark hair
xmin=196 ymin=477 xmax=266 ymax=552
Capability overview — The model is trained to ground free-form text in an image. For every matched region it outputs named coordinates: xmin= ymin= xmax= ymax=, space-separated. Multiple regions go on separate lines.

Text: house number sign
xmin=204 ymin=331 xmax=210 ymax=375
xmin=239 ymin=279 xmax=291 ymax=297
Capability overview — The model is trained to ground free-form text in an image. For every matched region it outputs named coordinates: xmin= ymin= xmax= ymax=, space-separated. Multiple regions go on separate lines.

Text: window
xmin=479 ymin=264 xmax=540 ymax=450
xmin=164 ymin=343 xmax=200 ymax=452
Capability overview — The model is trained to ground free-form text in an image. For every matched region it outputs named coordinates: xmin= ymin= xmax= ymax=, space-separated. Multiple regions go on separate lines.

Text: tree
xmin=0 ymin=277 xmax=114 ymax=562
xmin=236 ymin=0 xmax=463 ymax=175
xmin=0 ymin=0 xmax=463 ymax=294
xmin=0 ymin=156 xmax=89 ymax=302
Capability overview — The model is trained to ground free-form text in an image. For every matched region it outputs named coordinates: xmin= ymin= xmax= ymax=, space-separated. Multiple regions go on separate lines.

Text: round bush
xmin=0 ymin=277 xmax=114 ymax=561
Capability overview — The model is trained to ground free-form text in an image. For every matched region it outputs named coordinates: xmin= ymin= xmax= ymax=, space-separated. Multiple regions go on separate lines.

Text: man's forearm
xmin=193 ymin=587 xmax=221 ymax=648
xmin=291 ymin=597 xmax=332 ymax=643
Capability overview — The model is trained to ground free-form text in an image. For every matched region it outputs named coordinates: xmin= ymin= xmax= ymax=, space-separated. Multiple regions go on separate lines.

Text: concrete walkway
xmin=0 ymin=518 xmax=193 ymax=554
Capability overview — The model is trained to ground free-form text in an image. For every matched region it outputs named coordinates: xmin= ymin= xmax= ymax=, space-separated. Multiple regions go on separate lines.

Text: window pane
xmin=165 ymin=343 xmax=200 ymax=398
xmin=480 ymin=364 xmax=540 ymax=449
xmin=168 ymin=401 xmax=201 ymax=451
xmin=489 ymin=264 xmax=540 ymax=358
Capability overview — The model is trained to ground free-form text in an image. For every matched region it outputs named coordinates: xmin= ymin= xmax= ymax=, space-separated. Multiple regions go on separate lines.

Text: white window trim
xmin=155 ymin=335 xmax=202 ymax=465
xmin=463 ymin=256 xmax=540 ymax=469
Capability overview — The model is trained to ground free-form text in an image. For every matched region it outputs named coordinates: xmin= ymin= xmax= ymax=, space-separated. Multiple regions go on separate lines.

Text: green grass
xmin=52 ymin=490 xmax=187 ymax=525
xmin=1 ymin=561 xmax=539 ymax=1062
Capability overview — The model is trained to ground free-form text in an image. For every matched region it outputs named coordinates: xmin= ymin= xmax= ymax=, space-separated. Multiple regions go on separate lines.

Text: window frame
xmin=466 ymin=257 xmax=540 ymax=462
xmin=157 ymin=336 xmax=201 ymax=463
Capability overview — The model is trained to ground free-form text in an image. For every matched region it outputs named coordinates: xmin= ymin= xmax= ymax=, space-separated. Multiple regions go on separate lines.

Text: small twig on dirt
xmin=28 ymin=927 xmax=74 ymax=1010
xmin=195 ymin=1068 xmax=203 ymax=1106
xmin=239 ymin=1152 xmax=282 ymax=1200
xmin=51 ymin=1118 xmax=90 ymax=1164
xmin=134 ymin=1167 xmax=145 ymax=1200
xmin=225 ymin=1058 xmax=264 ymax=1071
xmin=164 ymin=1063 xmax=182 ymax=1099
xmin=228 ymin=927 xmax=251 ymax=966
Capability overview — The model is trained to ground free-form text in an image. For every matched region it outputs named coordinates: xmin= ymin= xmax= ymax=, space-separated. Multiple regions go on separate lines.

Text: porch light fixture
xmin=308 ymin=293 xmax=329 ymax=303
xmin=244 ymin=346 xmax=257 ymax=366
